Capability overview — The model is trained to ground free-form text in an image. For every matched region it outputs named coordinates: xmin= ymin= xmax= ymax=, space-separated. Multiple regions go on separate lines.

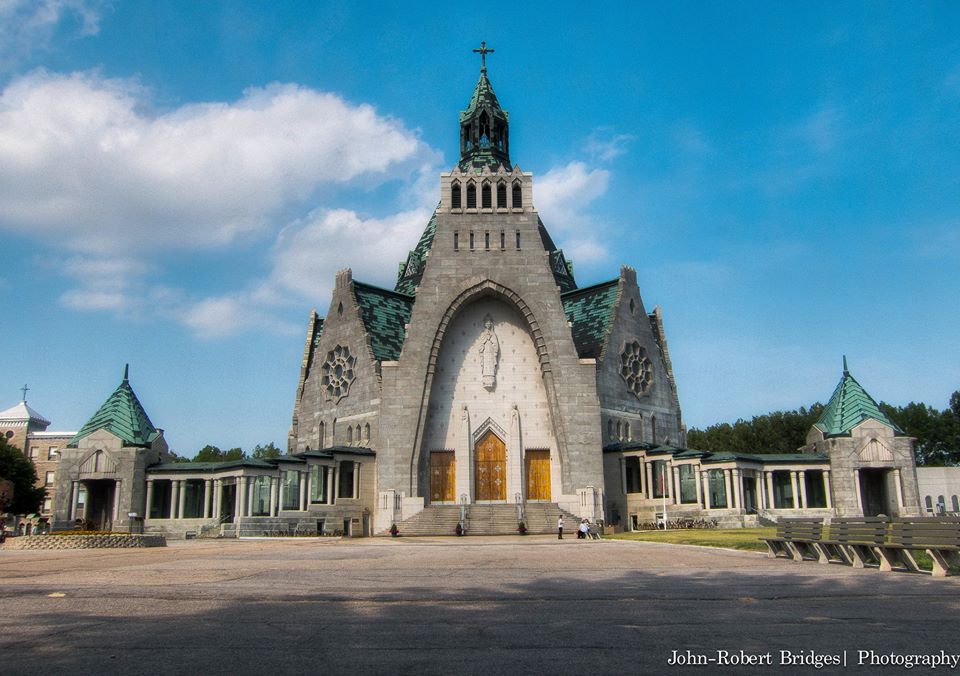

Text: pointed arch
xmin=451 ymin=181 xmax=462 ymax=209
xmin=511 ymin=180 xmax=522 ymax=209
xmin=481 ymin=181 xmax=492 ymax=209
xmin=466 ymin=182 xmax=477 ymax=209
xmin=496 ymin=180 xmax=507 ymax=208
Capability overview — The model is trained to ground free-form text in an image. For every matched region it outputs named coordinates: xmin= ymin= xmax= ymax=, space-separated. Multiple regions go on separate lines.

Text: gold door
xmin=430 ymin=451 xmax=456 ymax=502
xmin=525 ymin=449 xmax=551 ymax=501
xmin=475 ymin=431 xmax=506 ymax=501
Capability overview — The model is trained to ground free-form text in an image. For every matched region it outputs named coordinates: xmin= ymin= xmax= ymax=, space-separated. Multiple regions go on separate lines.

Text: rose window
xmin=619 ymin=340 xmax=653 ymax=397
xmin=321 ymin=345 xmax=356 ymax=402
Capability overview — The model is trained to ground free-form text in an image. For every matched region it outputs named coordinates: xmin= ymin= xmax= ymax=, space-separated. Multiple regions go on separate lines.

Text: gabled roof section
xmin=395 ymin=209 xmax=438 ymax=295
xmin=562 ymin=279 xmax=620 ymax=359
xmin=69 ymin=365 xmax=159 ymax=448
xmin=0 ymin=401 xmax=50 ymax=428
xmin=538 ymin=216 xmax=578 ymax=292
xmin=353 ymin=281 xmax=414 ymax=362
xmin=814 ymin=358 xmax=902 ymax=437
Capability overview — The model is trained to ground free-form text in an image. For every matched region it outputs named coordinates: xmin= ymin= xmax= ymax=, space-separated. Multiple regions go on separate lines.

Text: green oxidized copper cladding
xmin=69 ymin=365 xmax=159 ymax=447
xmin=353 ymin=281 xmax=414 ymax=362
xmin=458 ymin=67 xmax=511 ymax=172
xmin=561 ymin=279 xmax=621 ymax=359
xmin=394 ymin=210 xmax=438 ymax=295
xmin=814 ymin=359 xmax=902 ymax=437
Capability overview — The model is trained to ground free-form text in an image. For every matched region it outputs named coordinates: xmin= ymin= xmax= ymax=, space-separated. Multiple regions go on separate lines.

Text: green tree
xmin=252 ymin=443 xmax=281 ymax=459
xmin=192 ymin=445 xmax=247 ymax=462
xmin=687 ymin=404 xmax=823 ymax=454
xmin=0 ymin=436 xmax=46 ymax=514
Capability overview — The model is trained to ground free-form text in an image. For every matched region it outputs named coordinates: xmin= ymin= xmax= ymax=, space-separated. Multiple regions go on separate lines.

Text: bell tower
xmin=459 ymin=41 xmax=511 ymax=172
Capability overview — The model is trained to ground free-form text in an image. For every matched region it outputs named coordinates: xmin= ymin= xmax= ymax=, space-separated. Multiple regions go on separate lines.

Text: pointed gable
xmin=69 ymin=365 xmax=159 ymax=448
xmin=814 ymin=359 xmax=902 ymax=437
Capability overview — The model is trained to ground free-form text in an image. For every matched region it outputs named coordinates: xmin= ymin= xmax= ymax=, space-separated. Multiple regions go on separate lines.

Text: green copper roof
xmin=458 ymin=68 xmax=511 ymax=171
xmin=395 ymin=209 xmax=437 ymax=295
xmin=460 ymin=70 xmax=505 ymax=122
xmin=69 ymin=365 xmax=159 ymax=448
xmin=562 ymin=279 xmax=621 ymax=359
xmin=814 ymin=358 xmax=902 ymax=437
xmin=354 ymin=281 xmax=414 ymax=362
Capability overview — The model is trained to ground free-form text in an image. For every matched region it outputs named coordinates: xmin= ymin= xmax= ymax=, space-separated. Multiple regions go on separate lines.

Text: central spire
xmin=459 ymin=41 xmax=511 ymax=172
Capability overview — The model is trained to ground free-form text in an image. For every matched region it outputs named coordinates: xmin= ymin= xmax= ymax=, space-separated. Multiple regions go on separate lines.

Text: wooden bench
xmin=875 ymin=517 xmax=960 ymax=577
xmin=814 ymin=517 xmax=888 ymax=567
xmin=762 ymin=518 xmax=823 ymax=562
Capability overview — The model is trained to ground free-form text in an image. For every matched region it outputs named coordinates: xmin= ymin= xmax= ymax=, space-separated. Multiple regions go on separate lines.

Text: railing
xmin=515 ymin=492 xmax=525 ymax=524
xmin=460 ymin=494 xmax=469 ymax=533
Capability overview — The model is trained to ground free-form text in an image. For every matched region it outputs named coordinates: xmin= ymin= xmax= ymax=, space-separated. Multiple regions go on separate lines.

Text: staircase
xmin=395 ymin=503 xmax=582 ymax=536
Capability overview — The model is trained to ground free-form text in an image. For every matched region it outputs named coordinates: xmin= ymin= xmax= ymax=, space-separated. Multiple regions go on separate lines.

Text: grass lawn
xmin=605 ymin=527 xmax=776 ymax=553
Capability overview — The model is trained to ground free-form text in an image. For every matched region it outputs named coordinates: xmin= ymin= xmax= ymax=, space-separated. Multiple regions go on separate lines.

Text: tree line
xmin=687 ymin=391 xmax=960 ymax=466
xmin=169 ymin=442 xmax=282 ymax=463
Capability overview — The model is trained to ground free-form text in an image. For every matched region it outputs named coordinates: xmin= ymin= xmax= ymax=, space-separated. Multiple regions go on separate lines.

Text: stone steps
xmin=394 ymin=503 xmax=583 ymax=536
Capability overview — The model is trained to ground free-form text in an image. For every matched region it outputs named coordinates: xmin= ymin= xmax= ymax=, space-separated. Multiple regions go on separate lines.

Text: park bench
xmin=874 ymin=517 xmax=960 ymax=577
xmin=762 ymin=518 xmax=823 ymax=562
xmin=813 ymin=517 xmax=888 ymax=567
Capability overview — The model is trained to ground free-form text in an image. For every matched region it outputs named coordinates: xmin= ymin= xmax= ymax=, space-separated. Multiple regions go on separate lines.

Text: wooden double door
xmin=430 ymin=451 xmax=456 ymax=503
xmin=525 ymin=449 xmax=551 ymax=501
xmin=475 ymin=431 xmax=506 ymax=501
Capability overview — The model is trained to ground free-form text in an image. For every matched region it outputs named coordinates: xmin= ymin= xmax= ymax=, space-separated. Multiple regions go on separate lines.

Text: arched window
xmin=451 ymin=182 xmax=461 ymax=209
xmin=356 ymin=425 xmax=362 ymax=445
xmin=466 ymin=183 xmax=477 ymax=209
xmin=616 ymin=421 xmax=622 ymax=441
xmin=364 ymin=423 xmax=371 ymax=443
xmin=953 ymin=495 xmax=959 ymax=512
xmin=925 ymin=495 xmax=933 ymax=512
xmin=650 ymin=416 xmax=657 ymax=444
xmin=496 ymin=181 xmax=507 ymax=208
xmin=637 ymin=414 xmax=643 ymax=442
xmin=625 ymin=422 xmax=631 ymax=441
xmin=481 ymin=182 xmax=492 ymax=209
xmin=347 ymin=427 xmax=353 ymax=445
xmin=938 ymin=495 xmax=946 ymax=514
xmin=512 ymin=181 xmax=522 ymax=208
xmin=318 ymin=421 xmax=325 ymax=448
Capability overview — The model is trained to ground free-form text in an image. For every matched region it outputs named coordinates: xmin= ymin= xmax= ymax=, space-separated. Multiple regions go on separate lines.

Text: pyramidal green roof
xmin=460 ymin=69 xmax=506 ymax=124
xmin=69 ymin=365 xmax=159 ymax=447
xmin=814 ymin=358 xmax=902 ymax=437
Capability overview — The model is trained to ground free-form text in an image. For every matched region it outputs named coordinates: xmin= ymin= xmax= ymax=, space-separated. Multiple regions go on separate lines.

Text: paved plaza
xmin=1 ymin=536 xmax=958 ymax=675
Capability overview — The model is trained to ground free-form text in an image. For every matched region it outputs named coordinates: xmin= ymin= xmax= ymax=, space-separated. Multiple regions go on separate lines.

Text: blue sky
xmin=1 ymin=1 xmax=958 ymax=455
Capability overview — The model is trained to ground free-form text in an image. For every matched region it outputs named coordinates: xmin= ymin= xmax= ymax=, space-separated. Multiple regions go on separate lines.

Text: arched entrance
xmin=475 ymin=430 xmax=506 ymax=501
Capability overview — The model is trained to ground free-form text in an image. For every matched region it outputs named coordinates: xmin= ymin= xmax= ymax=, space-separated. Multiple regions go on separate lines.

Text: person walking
xmin=557 ymin=515 xmax=564 ymax=539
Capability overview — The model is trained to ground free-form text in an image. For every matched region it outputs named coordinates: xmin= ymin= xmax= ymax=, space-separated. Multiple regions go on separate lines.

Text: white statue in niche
xmin=478 ymin=314 xmax=500 ymax=389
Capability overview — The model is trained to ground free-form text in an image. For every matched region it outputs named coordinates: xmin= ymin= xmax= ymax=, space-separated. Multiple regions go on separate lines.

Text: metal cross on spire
xmin=20 ymin=384 xmax=29 ymax=402
xmin=473 ymin=40 xmax=494 ymax=72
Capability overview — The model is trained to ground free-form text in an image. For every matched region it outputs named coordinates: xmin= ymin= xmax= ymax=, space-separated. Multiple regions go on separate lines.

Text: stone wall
xmin=4 ymin=534 xmax=166 ymax=549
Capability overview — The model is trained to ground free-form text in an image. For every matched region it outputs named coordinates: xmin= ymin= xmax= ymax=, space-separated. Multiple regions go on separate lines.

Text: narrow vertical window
xmin=466 ymin=183 xmax=477 ymax=209
xmin=484 ymin=231 xmax=490 ymax=250
xmin=515 ymin=230 xmax=521 ymax=249
xmin=453 ymin=231 xmax=459 ymax=251
xmin=497 ymin=182 xmax=507 ymax=208
xmin=512 ymin=181 xmax=522 ymax=208
xmin=481 ymin=183 xmax=492 ymax=209
xmin=500 ymin=230 xmax=505 ymax=249
xmin=451 ymin=182 xmax=461 ymax=209
xmin=469 ymin=232 xmax=475 ymax=250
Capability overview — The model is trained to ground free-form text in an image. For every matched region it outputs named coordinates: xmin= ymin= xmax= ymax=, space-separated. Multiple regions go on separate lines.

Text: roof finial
xmin=123 ymin=363 xmax=129 ymax=382
xmin=473 ymin=40 xmax=494 ymax=73
xmin=20 ymin=384 xmax=29 ymax=403
xmin=842 ymin=355 xmax=849 ymax=375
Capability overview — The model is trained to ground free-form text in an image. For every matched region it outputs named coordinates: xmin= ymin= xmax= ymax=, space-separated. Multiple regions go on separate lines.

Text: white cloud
xmin=0 ymin=70 xmax=430 ymax=255
xmin=584 ymin=127 xmax=636 ymax=162
xmin=0 ymin=1 xmax=105 ymax=69
xmin=534 ymin=161 xmax=611 ymax=264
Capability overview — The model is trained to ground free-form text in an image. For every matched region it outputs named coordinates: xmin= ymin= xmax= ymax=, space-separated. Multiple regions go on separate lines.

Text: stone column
xmin=732 ymin=469 xmax=743 ymax=512
xmin=328 ymin=464 xmax=336 ymax=504
xmin=213 ymin=479 xmax=222 ymax=519
xmin=853 ymin=470 xmax=863 ymax=514
xmin=823 ymin=470 xmax=833 ymax=509
xmin=639 ymin=458 xmax=646 ymax=496
xmin=723 ymin=469 xmax=732 ymax=509
xmin=145 ymin=480 xmax=155 ymax=519
xmin=798 ymin=471 xmax=808 ymax=509
xmin=765 ymin=471 xmax=775 ymax=509
xmin=178 ymin=480 xmax=187 ymax=519
xmin=694 ymin=467 xmax=703 ymax=507
xmin=269 ymin=476 xmax=278 ymax=517
xmin=619 ymin=458 xmax=627 ymax=495
xmin=789 ymin=471 xmax=799 ymax=509
xmin=299 ymin=471 xmax=307 ymax=510
xmin=355 ymin=463 xmax=362 ymax=499
xmin=112 ymin=480 xmax=122 ymax=522
xmin=203 ymin=479 xmax=213 ymax=519
xmin=645 ymin=461 xmax=654 ymax=499
xmin=170 ymin=480 xmax=180 ymax=519
xmin=893 ymin=469 xmax=904 ymax=510
xmin=237 ymin=476 xmax=247 ymax=517
xmin=69 ymin=481 xmax=80 ymax=521
xmin=702 ymin=470 xmax=712 ymax=509
xmin=672 ymin=465 xmax=682 ymax=504
xmin=246 ymin=477 xmax=255 ymax=516
xmin=664 ymin=464 xmax=673 ymax=502
xmin=278 ymin=474 xmax=287 ymax=513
